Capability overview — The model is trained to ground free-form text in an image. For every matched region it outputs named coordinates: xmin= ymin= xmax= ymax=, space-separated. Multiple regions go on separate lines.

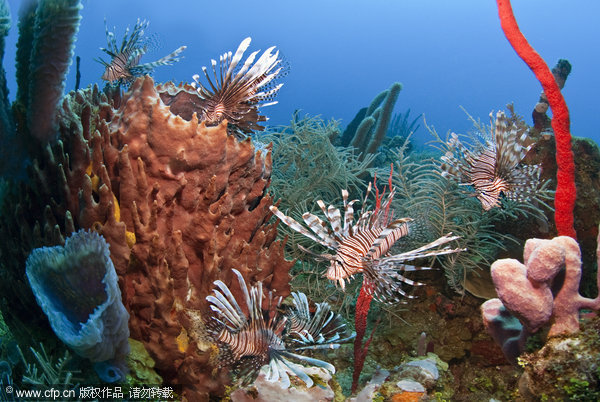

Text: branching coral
xmin=0 ymin=74 xmax=294 ymax=399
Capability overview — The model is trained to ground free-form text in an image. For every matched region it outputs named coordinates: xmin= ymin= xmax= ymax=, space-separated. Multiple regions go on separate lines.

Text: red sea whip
xmin=496 ymin=0 xmax=576 ymax=239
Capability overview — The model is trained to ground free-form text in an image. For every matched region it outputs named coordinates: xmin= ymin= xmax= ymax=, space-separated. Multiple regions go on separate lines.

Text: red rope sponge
xmin=496 ymin=0 xmax=577 ymax=239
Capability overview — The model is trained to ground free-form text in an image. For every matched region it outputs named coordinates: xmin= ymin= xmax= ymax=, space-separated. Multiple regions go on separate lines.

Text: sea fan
xmin=205 ymin=270 xmax=349 ymax=387
xmin=190 ymin=37 xmax=286 ymax=134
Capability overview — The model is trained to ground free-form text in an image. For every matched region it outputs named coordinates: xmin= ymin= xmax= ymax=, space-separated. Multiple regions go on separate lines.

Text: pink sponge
xmin=483 ymin=234 xmax=600 ymax=363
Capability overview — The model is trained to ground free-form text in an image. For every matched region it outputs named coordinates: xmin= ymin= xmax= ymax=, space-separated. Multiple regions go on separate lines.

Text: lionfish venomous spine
xmin=270 ymin=173 xmax=462 ymax=303
xmin=96 ymin=19 xmax=186 ymax=85
xmin=205 ymin=270 xmax=351 ymax=387
xmin=440 ymin=110 xmax=542 ymax=210
xmin=190 ymin=37 xmax=286 ymax=134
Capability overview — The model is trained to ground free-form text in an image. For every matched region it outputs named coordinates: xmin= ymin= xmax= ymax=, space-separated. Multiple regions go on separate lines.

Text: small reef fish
xmin=205 ymin=269 xmax=352 ymax=387
xmin=440 ymin=110 xmax=542 ymax=210
xmin=270 ymin=174 xmax=462 ymax=303
xmin=96 ymin=19 xmax=185 ymax=85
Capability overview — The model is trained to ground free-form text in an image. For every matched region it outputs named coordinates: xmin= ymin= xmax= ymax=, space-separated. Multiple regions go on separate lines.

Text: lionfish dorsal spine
xmin=226 ymin=37 xmax=252 ymax=83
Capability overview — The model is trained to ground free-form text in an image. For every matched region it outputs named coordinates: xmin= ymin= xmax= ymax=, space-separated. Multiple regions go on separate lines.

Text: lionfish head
xmin=326 ymin=256 xmax=357 ymax=290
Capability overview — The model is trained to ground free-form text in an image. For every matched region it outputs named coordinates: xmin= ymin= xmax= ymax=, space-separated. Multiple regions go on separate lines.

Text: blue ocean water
xmin=3 ymin=0 xmax=599 ymax=146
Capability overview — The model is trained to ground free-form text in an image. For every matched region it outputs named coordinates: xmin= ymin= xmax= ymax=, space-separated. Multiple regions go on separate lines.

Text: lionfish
xmin=206 ymin=269 xmax=352 ymax=387
xmin=269 ymin=174 xmax=462 ymax=303
xmin=96 ymin=19 xmax=186 ymax=85
xmin=440 ymin=110 xmax=541 ymax=210
xmin=190 ymin=37 xmax=286 ymax=134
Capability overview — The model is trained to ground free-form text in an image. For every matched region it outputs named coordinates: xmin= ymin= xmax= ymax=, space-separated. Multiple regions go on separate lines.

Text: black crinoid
xmin=205 ymin=270 xmax=352 ymax=387
xmin=190 ymin=37 xmax=287 ymax=135
xmin=439 ymin=110 xmax=543 ymax=211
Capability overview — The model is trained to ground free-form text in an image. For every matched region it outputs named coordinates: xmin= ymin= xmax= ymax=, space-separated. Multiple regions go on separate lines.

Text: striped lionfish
xmin=96 ymin=19 xmax=186 ymax=85
xmin=440 ymin=110 xmax=541 ymax=211
xmin=269 ymin=174 xmax=463 ymax=303
xmin=190 ymin=37 xmax=286 ymax=134
xmin=206 ymin=269 xmax=353 ymax=387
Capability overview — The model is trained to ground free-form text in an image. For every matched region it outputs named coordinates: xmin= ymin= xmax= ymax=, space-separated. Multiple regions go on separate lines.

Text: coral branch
xmin=496 ymin=0 xmax=576 ymax=239
xmin=351 ymin=280 xmax=375 ymax=393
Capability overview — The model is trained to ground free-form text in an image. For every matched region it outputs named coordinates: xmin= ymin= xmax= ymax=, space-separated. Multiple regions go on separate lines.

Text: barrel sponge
xmin=25 ymin=229 xmax=130 ymax=379
xmin=26 ymin=0 xmax=82 ymax=142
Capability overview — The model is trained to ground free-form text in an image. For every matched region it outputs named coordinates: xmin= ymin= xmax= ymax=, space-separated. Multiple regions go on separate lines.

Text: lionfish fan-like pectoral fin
xmin=296 ymin=245 xmax=335 ymax=263
xmin=269 ymin=206 xmax=334 ymax=249
xmin=362 ymin=260 xmax=417 ymax=303
xmin=505 ymin=164 xmax=542 ymax=203
xmin=287 ymin=293 xmax=352 ymax=346
xmin=278 ymin=350 xmax=336 ymax=375
xmin=291 ymin=292 xmax=310 ymax=323
xmin=367 ymin=218 xmax=412 ymax=259
xmin=225 ymin=37 xmax=252 ymax=83
xmin=301 ymin=212 xmax=339 ymax=247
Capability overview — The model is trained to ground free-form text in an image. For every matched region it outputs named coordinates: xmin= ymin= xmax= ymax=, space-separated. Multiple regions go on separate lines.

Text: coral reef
xmin=25 ymin=230 xmax=130 ymax=381
xmin=0 ymin=73 xmax=293 ymax=399
xmin=517 ymin=316 xmax=600 ymax=401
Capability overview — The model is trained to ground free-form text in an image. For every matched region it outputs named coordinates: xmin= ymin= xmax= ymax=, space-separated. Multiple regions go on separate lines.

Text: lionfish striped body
xmin=96 ymin=19 xmax=186 ymax=85
xmin=270 ymin=176 xmax=462 ymax=303
xmin=440 ymin=111 xmax=541 ymax=210
xmin=190 ymin=37 xmax=286 ymax=134
xmin=206 ymin=270 xmax=351 ymax=387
